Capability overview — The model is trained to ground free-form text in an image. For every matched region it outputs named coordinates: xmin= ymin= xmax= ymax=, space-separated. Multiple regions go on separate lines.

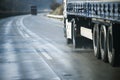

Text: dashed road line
xmin=41 ymin=51 xmax=52 ymax=60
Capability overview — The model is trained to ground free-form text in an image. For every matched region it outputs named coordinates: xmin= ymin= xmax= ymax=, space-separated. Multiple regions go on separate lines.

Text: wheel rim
xmin=107 ymin=26 xmax=113 ymax=63
xmin=100 ymin=25 xmax=107 ymax=61
xmin=93 ymin=24 xmax=99 ymax=57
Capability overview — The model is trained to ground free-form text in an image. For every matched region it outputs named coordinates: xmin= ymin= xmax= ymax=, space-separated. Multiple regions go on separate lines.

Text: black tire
xmin=72 ymin=19 xmax=79 ymax=48
xmin=107 ymin=26 xmax=116 ymax=66
xmin=67 ymin=39 xmax=73 ymax=44
xmin=100 ymin=25 xmax=108 ymax=62
xmin=72 ymin=19 xmax=76 ymax=47
xmin=93 ymin=24 xmax=101 ymax=59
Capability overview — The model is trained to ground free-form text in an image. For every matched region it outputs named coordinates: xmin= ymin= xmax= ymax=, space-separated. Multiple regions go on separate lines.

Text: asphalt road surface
xmin=0 ymin=14 xmax=120 ymax=80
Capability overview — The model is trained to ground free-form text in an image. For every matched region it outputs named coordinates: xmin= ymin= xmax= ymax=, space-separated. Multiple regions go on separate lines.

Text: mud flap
xmin=66 ymin=19 xmax=72 ymax=39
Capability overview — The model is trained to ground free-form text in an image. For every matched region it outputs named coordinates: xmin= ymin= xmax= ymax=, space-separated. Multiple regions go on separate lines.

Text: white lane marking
xmin=15 ymin=16 xmax=30 ymax=39
xmin=19 ymin=16 xmax=53 ymax=60
xmin=19 ymin=29 xmax=25 ymax=37
xmin=24 ymin=33 xmax=30 ymax=38
xmin=41 ymin=51 xmax=52 ymax=60
xmin=13 ymin=16 xmax=61 ymax=79
xmin=81 ymin=27 xmax=93 ymax=40
xmin=52 ymin=77 xmax=61 ymax=80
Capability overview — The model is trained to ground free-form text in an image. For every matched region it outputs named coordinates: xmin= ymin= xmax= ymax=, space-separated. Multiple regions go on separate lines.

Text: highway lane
xmin=0 ymin=14 xmax=120 ymax=80
xmin=0 ymin=16 xmax=60 ymax=80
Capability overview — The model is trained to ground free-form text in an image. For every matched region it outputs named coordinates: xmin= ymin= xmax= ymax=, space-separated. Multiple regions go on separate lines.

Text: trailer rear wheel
xmin=93 ymin=24 xmax=101 ymax=59
xmin=72 ymin=19 xmax=76 ymax=48
xmin=107 ymin=26 xmax=116 ymax=66
xmin=100 ymin=25 xmax=108 ymax=62
xmin=67 ymin=39 xmax=73 ymax=44
xmin=72 ymin=19 xmax=79 ymax=48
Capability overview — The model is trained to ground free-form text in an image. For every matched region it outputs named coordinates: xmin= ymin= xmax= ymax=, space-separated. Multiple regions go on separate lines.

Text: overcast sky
xmin=0 ymin=0 xmax=63 ymax=12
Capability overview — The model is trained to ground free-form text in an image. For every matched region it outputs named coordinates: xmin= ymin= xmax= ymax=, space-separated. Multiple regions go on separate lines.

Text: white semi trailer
xmin=63 ymin=0 xmax=120 ymax=66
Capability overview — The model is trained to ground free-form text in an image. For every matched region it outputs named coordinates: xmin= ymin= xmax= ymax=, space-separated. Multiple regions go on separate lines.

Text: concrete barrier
xmin=47 ymin=14 xmax=63 ymax=19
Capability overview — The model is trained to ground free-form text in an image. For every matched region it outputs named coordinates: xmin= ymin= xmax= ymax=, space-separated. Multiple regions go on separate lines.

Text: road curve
xmin=0 ymin=14 xmax=120 ymax=80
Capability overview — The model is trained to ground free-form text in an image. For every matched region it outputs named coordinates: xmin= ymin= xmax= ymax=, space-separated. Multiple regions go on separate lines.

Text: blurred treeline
xmin=0 ymin=0 xmax=62 ymax=18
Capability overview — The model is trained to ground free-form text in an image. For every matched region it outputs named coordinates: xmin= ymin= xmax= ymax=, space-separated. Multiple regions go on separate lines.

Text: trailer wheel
xmin=100 ymin=25 xmax=108 ymax=62
xmin=107 ymin=26 xmax=116 ymax=66
xmin=72 ymin=19 xmax=78 ymax=48
xmin=72 ymin=19 xmax=76 ymax=47
xmin=67 ymin=39 xmax=73 ymax=44
xmin=93 ymin=24 xmax=101 ymax=59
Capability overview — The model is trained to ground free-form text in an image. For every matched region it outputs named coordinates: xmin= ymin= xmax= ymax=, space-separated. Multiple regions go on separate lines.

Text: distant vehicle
xmin=63 ymin=0 xmax=120 ymax=67
xmin=31 ymin=6 xmax=37 ymax=15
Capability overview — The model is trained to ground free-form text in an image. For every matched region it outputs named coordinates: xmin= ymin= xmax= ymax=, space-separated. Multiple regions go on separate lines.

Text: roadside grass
xmin=48 ymin=4 xmax=63 ymax=20
xmin=50 ymin=4 xmax=63 ymax=15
